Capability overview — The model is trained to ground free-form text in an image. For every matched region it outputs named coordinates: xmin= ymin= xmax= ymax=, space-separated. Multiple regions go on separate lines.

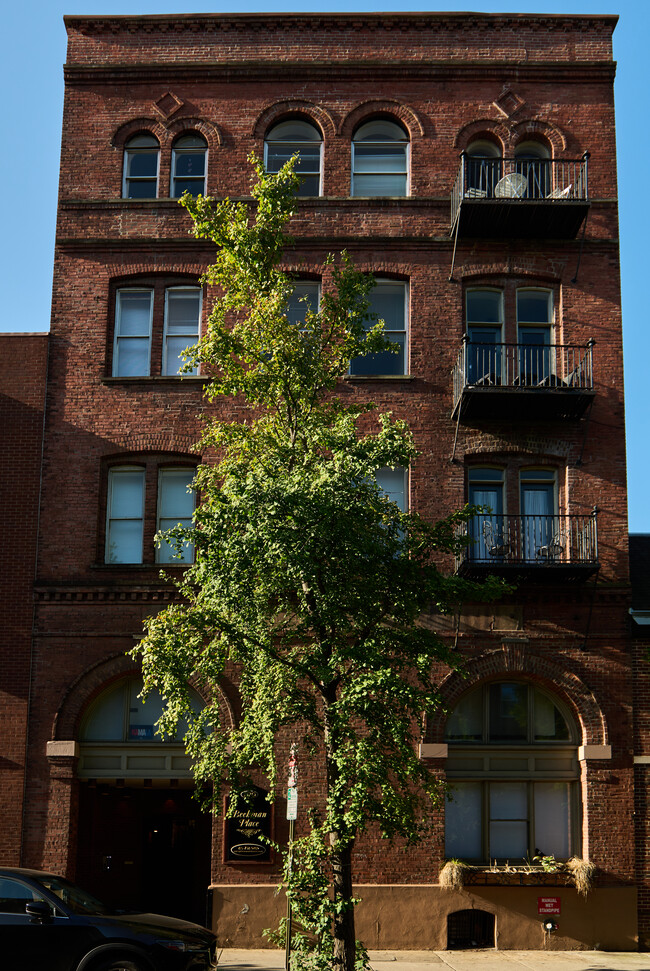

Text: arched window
xmin=122 ymin=133 xmax=159 ymax=199
xmin=171 ymin=134 xmax=207 ymax=198
xmin=444 ymin=681 xmax=579 ymax=863
xmin=515 ymin=141 xmax=551 ymax=199
xmin=465 ymin=139 xmax=501 ymax=197
xmin=352 ymin=120 xmax=408 ymax=197
xmin=80 ymin=677 xmax=202 ymax=743
xmin=264 ymin=120 xmax=322 ymax=196
xmin=78 ymin=677 xmax=204 ymax=781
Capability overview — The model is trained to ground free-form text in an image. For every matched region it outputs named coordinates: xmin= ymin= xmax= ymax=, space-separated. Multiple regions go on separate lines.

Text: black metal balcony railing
xmin=451 ymin=340 xmax=595 ymax=421
xmin=450 ymin=154 xmax=590 ymax=239
xmin=456 ymin=512 xmax=598 ymax=580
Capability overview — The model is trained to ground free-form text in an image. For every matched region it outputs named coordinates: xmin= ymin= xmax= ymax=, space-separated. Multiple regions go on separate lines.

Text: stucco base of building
xmin=210 ymin=884 xmax=638 ymax=951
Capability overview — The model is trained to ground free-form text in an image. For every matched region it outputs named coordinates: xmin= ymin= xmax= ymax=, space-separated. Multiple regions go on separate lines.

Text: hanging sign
xmin=224 ymin=786 xmax=273 ymax=863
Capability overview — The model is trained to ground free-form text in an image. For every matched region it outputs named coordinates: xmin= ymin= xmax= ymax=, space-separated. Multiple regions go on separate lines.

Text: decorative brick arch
xmin=426 ymin=645 xmax=608 ymax=746
xmin=341 ymin=100 xmax=425 ymax=140
xmin=459 ymin=260 xmax=562 ymax=284
xmin=166 ymin=117 xmax=222 ymax=149
xmin=253 ymin=100 xmax=336 ymax=140
xmin=511 ymin=119 xmax=567 ymax=155
xmin=52 ymin=651 xmax=236 ymax=741
xmin=454 ymin=119 xmax=509 ymax=154
xmin=105 ymin=437 xmax=198 ymax=455
xmin=111 ymin=118 xmax=168 ymax=149
xmin=108 ymin=261 xmax=207 ymax=279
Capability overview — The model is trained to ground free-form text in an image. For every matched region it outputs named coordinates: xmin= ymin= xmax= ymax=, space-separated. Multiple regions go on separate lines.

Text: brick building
xmin=0 ymin=10 xmax=642 ymax=952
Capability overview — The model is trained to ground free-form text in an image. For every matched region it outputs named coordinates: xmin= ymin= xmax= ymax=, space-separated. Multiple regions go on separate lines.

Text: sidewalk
xmin=218 ymin=949 xmax=650 ymax=971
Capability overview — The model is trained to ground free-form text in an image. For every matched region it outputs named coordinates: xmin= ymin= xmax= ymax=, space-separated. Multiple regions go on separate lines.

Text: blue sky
xmin=2 ymin=1 xmax=647 ymax=530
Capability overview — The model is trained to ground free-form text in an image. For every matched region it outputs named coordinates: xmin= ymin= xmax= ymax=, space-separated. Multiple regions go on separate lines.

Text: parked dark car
xmin=0 ymin=867 xmax=217 ymax=971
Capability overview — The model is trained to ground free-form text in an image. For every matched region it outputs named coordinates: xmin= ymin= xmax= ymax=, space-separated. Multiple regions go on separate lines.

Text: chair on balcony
xmin=465 ymin=187 xmax=488 ymax=199
xmin=547 ymin=184 xmax=573 ymax=199
xmin=482 ymin=520 xmax=512 ymax=559
xmin=536 ymin=529 xmax=566 ymax=562
xmin=494 ymin=173 xmax=528 ymax=198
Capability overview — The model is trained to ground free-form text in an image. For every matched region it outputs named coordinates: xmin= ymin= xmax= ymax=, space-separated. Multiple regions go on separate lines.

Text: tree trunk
xmin=331 ymin=837 xmax=356 ymax=971
xmin=323 ymin=688 xmax=357 ymax=971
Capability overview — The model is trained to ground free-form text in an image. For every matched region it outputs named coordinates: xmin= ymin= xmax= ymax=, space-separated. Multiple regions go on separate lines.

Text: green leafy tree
xmin=134 ymin=155 xmax=503 ymax=971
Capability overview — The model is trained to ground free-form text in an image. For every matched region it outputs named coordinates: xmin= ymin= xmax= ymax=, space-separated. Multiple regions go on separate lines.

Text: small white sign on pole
xmin=287 ymin=787 xmax=298 ymax=820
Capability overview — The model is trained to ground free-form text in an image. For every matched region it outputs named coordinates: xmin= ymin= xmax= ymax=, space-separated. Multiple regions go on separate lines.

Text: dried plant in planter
xmin=439 ymin=859 xmax=471 ymax=891
xmin=567 ymin=857 xmax=596 ymax=897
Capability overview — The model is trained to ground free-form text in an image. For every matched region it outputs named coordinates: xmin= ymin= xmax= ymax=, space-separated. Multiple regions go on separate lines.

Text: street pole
xmin=285 ymin=743 xmax=298 ymax=971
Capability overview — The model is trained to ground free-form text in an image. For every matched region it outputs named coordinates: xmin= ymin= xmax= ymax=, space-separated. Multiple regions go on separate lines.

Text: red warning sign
xmin=538 ymin=896 xmax=561 ymax=914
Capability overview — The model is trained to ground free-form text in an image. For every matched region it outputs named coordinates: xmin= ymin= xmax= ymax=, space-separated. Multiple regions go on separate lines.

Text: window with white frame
xmin=349 ymin=280 xmax=408 ymax=376
xmin=163 ymin=288 xmax=202 ymax=375
xmin=171 ymin=133 xmax=207 ymax=198
xmin=104 ymin=462 xmax=196 ymax=566
xmin=265 ymin=120 xmax=322 ymax=197
xmin=352 ymin=120 xmax=408 ymax=197
xmin=156 ymin=468 xmax=195 ymax=563
xmin=112 ymin=284 xmax=202 ymax=377
xmin=466 ymin=289 xmax=504 ymax=385
xmin=444 ymin=681 xmax=578 ymax=863
xmin=113 ymin=289 xmax=154 ymax=377
xmin=123 ymin=133 xmax=160 ymax=199
xmin=105 ymin=466 xmax=145 ymax=564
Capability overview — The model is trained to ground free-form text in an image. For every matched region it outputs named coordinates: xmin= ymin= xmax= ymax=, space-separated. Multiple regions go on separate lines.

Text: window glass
xmin=171 ymin=134 xmax=207 ymax=198
xmin=490 ymin=782 xmax=528 ymax=858
xmin=375 ymin=466 xmax=407 ymax=513
xmin=514 ymin=142 xmax=550 ymax=198
xmin=81 ymin=677 xmax=203 ymax=743
xmin=265 ymin=120 xmax=322 ymax=197
xmin=105 ymin=467 xmax=145 ymax=564
xmin=286 ymin=282 xmax=320 ymax=329
xmin=466 ymin=290 xmax=503 ymax=384
xmin=445 ymin=690 xmax=483 ymax=741
xmin=534 ymin=689 xmax=570 ymax=741
xmin=466 ymin=140 xmax=501 ymax=196
xmin=349 ymin=281 xmax=407 ymax=376
xmin=534 ymin=783 xmax=570 ymax=858
xmin=113 ymin=290 xmax=153 ymax=377
xmin=468 ymin=468 xmax=504 ymax=563
xmin=445 ymin=783 xmax=482 ymax=859
xmin=163 ymin=288 xmax=202 ymax=375
xmin=156 ymin=468 xmax=195 ymax=564
xmin=123 ymin=133 xmax=159 ymax=199
xmin=489 ymin=682 xmax=528 ymax=742
xmin=352 ymin=120 xmax=408 ymax=197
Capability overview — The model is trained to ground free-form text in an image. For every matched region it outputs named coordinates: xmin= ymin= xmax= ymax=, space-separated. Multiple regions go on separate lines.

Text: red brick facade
xmin=1 ymin=11 xmax=644 ymax=952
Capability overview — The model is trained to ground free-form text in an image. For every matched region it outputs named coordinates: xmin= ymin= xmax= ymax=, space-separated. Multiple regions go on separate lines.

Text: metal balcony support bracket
xmin=570 ymin=157 xmax=590 ymax=283
xmin=449 ymin=152 xmax=465 ymax=281
xmin=576 ymin=377 xmax=595 ymax=466
xmin=450 ymin=406 xmax=462 ymax=463
xmin=449 ymin=212 xmax=461 ymax=282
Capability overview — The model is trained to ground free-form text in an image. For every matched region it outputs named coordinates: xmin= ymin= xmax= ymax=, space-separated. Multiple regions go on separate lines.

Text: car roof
xmin=0 ymin=867 xmax=64 ymax=880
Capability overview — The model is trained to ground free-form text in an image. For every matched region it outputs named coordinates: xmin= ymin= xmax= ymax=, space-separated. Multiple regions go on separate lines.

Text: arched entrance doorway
xmin=75 ymin=677 xmax=212 ymax=925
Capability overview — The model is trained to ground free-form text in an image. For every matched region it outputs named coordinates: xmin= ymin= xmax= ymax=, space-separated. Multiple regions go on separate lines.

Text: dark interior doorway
xmin=447 ymin=908 xmax=495 ymax=949
xmin=76 ymin=784 xmax=212 ymax=926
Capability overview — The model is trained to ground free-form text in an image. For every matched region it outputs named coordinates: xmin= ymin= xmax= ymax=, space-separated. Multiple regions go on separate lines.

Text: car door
xmin=0 ymin=875 xmax=95 ymax=971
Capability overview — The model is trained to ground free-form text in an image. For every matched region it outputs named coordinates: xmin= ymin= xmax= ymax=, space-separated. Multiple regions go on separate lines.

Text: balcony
xmin=456 ymin=512 xmax=598 ymax=582
xmin=451 ymin=339 xmax=594 ymax=422
xmin=450 ymin=154 xmax=590 ymax=239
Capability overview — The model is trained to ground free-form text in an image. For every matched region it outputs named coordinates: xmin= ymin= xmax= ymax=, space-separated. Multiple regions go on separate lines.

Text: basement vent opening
xmin=447 ymin=909 xmax=495 ymax=949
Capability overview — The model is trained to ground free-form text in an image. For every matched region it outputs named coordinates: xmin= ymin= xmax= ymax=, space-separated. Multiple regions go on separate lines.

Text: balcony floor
xmin=455 ymin=199 xmax=590 ymax=239
xmin=452 ymin=386 xmax=595 ymax=422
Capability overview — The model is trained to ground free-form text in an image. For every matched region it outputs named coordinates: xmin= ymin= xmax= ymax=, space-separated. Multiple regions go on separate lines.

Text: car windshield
xmin=38 ymin=875 xmax=112 ymax=916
